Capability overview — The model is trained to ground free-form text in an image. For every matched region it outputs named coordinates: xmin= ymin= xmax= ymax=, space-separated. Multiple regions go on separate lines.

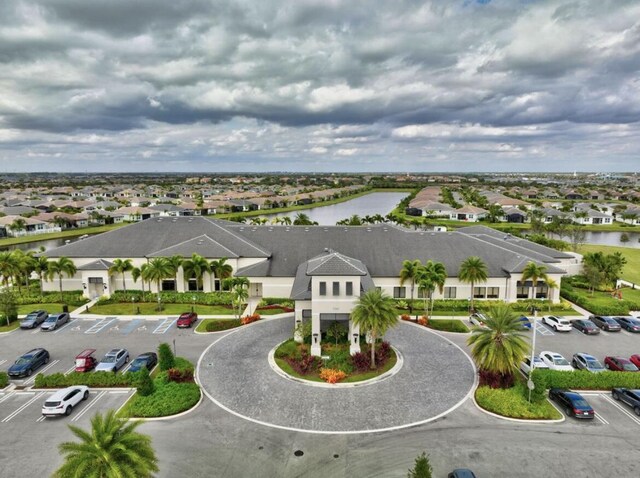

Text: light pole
xmin=157 ymin=294 xmax=161 ymax=312
xmin=192 ymin=295 xmax=196 ymax=313
xmin=527 ymin=307 xmax=539 ymax=403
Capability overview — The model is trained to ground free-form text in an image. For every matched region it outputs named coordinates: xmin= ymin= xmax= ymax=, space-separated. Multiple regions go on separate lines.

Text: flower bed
xmin=475 ymin=382 xmax=562 ymax=420
xmin=274 ymin=339 xmax=396 ymax=384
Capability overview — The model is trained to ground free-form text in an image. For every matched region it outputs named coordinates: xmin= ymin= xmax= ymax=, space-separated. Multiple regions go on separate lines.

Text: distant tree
xmin=0 ymin=288 xmax=18 ymax=327
xmin=486 ymin=204 xmax=504 ymax=223
xmin=9 ymin=218 xmax=27 ymax=235
xmin=293 ymin=213 xmax=316 ymax=225
xmin=223 ymin=277 xmax=250 ymax=319
xmin=400 ymin=259 xmax=422 ymax=316
xmin=166 ymin=255 xmax=184 ymax=289
xmin=327 ymin=321 xmax=347 ymax=345
xmin=210 ymin=257 xmax=233 ymax=290
xmin=158 ymin=343 xmax=175 ymax=371
xmin=416 ymin=260 xmax=447 ymax=318
xmin=620 ymin=232 xmax=630 ymax=244
xmin=567 ymin=224 xmax=586 ymax=252
xmin=33 ymin=255 xmax=50 ymax=297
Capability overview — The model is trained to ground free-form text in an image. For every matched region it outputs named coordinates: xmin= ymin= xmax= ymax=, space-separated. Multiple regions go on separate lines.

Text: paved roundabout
xmin=197 ymin=317 xmax=476 ymax=434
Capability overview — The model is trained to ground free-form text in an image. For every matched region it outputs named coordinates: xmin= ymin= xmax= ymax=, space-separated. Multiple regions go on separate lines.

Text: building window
xmin=319 ymin=282 xmax=326 ymax=296
xmin=417 ymin=288 xmax=427 ymax=299
xmin=487 ymin=287 xmax=499 ymax=299
xmin=161 ymin=280 xmax=176 ymax=291
xmin=188 ymin=279 xmax=198 ymax=291
xmin=346 ymin=282 xmax=353 ymax=296
xmin=302 ymin=309 xmax=312 ymax=319
xmin=333 ymin=282 xmax=340 ymax=296
xmin=536 ymin=283 xmax=548 ymax=299
xmin=393 ymin=287 xmax=406 ymax=298
xmin=516 ymin=281 xmax=528 ymax=299
xmin=473 ymin=287 xmax=486 ymax=299
xmin=444 ymin=287 xmax=456 ymax=299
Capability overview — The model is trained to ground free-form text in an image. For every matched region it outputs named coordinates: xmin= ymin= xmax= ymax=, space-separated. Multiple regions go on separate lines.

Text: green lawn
xmin=0 ymin=320 xmax=20 ymax=333
xmin=17 ymin=303 xmax=66 ymax=315
xmin=578 ymin=244 xmax=640 ymax=285
xmin=0 ymin=223 xmax=127 ymax=247
xmin=475 ymin=382 xmax=562 ymax=420
xmin=255 ymin=307 xmax=294 ymax=315
xmin=425 ymin=319 xmax=469 ymax=333
xmin=84 ymin=302 xmax=236 ymax=315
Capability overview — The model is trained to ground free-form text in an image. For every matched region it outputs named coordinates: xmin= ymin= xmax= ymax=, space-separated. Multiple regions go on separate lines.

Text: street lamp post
xmin=157 ymin=294 xmax=161 ymax=312
xmin=528 ymin=307 xmax=539 ymax=403
xmin=192 ymin=296 xmax=196 ymax=313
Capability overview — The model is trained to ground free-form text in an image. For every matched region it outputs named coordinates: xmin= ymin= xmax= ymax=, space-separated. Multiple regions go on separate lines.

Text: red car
xmin=604 ymin=356 xmax=639 ymax=372
xmin=74 ymin=349 xmax=98 ymax=373
xmin=177 ymin=312 xmax=198 ymax=328
xmin=630 ymin=355 xmax=640 ymax=369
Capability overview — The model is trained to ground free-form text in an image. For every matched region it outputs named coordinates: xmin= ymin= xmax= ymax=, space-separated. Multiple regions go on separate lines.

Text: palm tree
xmin=181 ymin=253 xmax=210 ymax=292
xmin=293 ymin=213 xmax=316 ymax=225
xmin=33 ymin=255 xmax=49 ymax=297
xmin=223 ymin=277 xmax=250 ymax=319
xmin=53 ymin=410 xmax=159 ymax=478
xmin=47 ymin=257 xmax=77 ymax=302
xmin=350 ymin=288 xmax=399 ymax=369
xmin=399 ymin=259 xmax=422 ymax=316
xmin=467 ymin=303 xmax=529 ymax=388
xmin=108 ymin=258 xmax=133 ymax=294
xmin=458 ymin=256 xmax=488 ymax=312
xmin=486 ymin=204 xmax=504 ymax=223
xmin=0 ymin=251 xmax=21 ymax=287
xmin=521 ymin=262 xmax=549 ymax=302
xmin=131 ymin=266 xmax=143 ymax=301
xmin=416 ymin=261 xmax=447 ymax=318
xmin=280 ymin=216 xmax=292 ymax=226
xmin=166 ymin=255 xmax=183 ymax=290
xmin=144 ymin=257 xmax=172 ymax=297
xmin=210 ymin=257 xmax=233 ymax=290
xmin=8 ymin=218 xmax=27 ymax=236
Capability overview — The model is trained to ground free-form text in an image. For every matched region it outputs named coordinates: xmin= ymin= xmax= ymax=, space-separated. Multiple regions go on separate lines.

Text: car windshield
xmin=623 ymin=364 xmax=638 ymax=371
xmin=554 ymin=357 xmax=570 ymax=366
xmin=132 ymin=358 xmax=146 ymax=365
xmin=587 ymin=360 xmax=604 ymax=369
xmin=15 ymin=357 xmax=32 ymax=365
xmin=24 ymin=314 xmax=38 ymax=320
xmin=44 ymin=316 xmax=57 ymax=322
xmin=101 ymin=356 xmax=117 ymax=363
xmin=559 ymin=320 xmax=570 ymax=325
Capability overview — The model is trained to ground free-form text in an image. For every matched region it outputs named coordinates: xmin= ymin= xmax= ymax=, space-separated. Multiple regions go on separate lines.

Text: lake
xmin=550 ymin=231 xmax=640 ymax=249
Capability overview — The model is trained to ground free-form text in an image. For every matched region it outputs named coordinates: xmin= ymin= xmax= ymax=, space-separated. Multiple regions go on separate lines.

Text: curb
xmin=267 ymin=342 xmax=404 ymax=389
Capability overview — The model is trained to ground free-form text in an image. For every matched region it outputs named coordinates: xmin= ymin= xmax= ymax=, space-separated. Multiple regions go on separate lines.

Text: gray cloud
xmin=0 ymin=0 xmax=639 ymax=172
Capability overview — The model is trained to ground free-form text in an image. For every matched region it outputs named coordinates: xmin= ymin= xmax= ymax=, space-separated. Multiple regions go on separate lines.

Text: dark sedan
xmin=615 ymin=316 xmax=640 ymax=333
xmin=612 ymin=388 xmax=640 ymax=416
xmin=549 ymin=388 xmax=595 ymax=419
xmin=604 ymin=356 xmax=639 ymax=372
xmin=19 ymin=310 xmax=48 ymax=329
xmin=448 ymin=469 xmax=477 ymax=478
xmin=590 ymin=315 xmax=621 ymax=332
xmin=128 ymin=352 xmax=158 ymax=373
xmin=7 ymin=348 xmax=50 ymax=378
xmin=572 ymin=319 xmax=600 ymax=335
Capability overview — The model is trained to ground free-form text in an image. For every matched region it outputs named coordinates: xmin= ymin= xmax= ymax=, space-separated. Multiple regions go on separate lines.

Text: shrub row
xmin=99 ymin=290 xmax=233 ymax=306
xmin=560 ymin=280 xmax=639 ymax=315
xmin=258 ymin=297 xmax=295 ymax=308
xmin=205 ymin=319 xmax=242 ymax=332
xmin=475 ymin=383 xmax=561 ymax=420
xmin=532 ymin=369 xmax=640 ymax=391
xmin=426 ymin=319 xmax=469 ymax=333
xmin=34 ymin=371 xmax=139 ymax=388
xmin=394 ymin=298 xmax=571 ymax=312
xmin=16 ymin=291 xmax=87 ymax=306
xmin=0 ymin=372 xmax=8 ymax=389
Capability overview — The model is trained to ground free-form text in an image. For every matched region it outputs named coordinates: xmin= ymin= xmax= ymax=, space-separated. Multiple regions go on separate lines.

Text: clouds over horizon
xmin=0 ymin=0 xmax=639 ymax=172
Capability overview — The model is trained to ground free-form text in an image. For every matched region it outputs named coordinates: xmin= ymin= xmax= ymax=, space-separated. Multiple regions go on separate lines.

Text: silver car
xmin=42 ymin=386 xmax=89 ymax=417
xmin=20 ymin=310 xmax=48 ymax=329
xmin=40 ymin=313 xmax=70 ymax=331
xmin=95 ymin=349 xmax=129 ymax=372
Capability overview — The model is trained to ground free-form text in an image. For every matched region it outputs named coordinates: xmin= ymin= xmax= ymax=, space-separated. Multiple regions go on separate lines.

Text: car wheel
xmin=27 ymin=369 xmax=32 ymax=377
xmin=605 ymin=363 xmax=610 ymax=369
xmin=83 ymin=390 xmax=89 ymax=400
xmin=65 ymin=406 xmax=72 ymax=416
xmin=572 ymin=360 xmax=577 ymax=368
xmin=566 ymin=406 xmax=573 ymax=417
xmin=44 ymin=357 xmax=49 ymax=364
xmin=553 ymin=325 xmax=557 ymax=331
xmin=613 ymin=391 xmax=620 ymax=400
xmin=635 ymin=407 xmax=640 ymax=417
xmin=125 ymin=356 xmax=129 ymax=363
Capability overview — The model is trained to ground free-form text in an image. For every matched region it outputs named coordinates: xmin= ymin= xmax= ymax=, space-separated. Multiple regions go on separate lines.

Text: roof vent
xmin=285 ymin=227 xmax=290 ymax=231
xmin=323 ymin=227 xmax=328 ymax=232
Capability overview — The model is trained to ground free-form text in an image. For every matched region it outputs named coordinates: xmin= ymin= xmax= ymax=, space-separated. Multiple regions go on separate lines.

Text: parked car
xmin=19 ymin=310 xmax=48 ymax=329
xmin=542 ymin=315 xmax=572 ymax=332
xmin=42 ymin=385 xmax=89 ymax=417
xmin=448 ymin=469 xmax=477 ymax=478
xmin=604 ymin=356 xmax=639 ymax=372
xmin=539 ymin=351 xmax=574 ymax=371
xmin=177 ymin=311 xmax=198 ymax=328
xmin=572 ymin=319 xmax=600 ymax=335
xmin=630 ymin=354 xmax=640 ymax=369
xmin=40 ymin=312 xmax=70 ymax=331
xmin=549 ymin=388 xmax=595 ymax=419
xmin=590 ymin=315 xmax=621 ymax=332
xmin=614 ymin=316 xmax=640 ymax=333
xmin=469 ymin=313 xmax=490 ymax=328
xmin=517 ymin=315 xmax=532 ymax=330
xmin=520 ymin=356 xmax=549 ymax=375
xmin=128 ymin=352 xmax=158 ymax=373
xmin=74 ymin=349 xmax=98 ymax=373
xmin=572 ymin=353 xmax=605 ymax=373
xmin=612 ymin=388 xmax=640 ymax=416
xmin=95 ymin=349 xmax=129 ymax=372
xmin=7 ymin=348 xmax=50 ymax=378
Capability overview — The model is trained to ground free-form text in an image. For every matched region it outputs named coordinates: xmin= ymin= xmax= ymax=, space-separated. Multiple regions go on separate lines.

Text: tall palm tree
xmin=33 ymin=255 xmax=49 ymax=297
xmin=350 ymin=288 xmax=399 ymax=369
xmin=0 ymin=251 xmax=21 ymax=287
xmin=47 ymin=257 xmax=77 ymax=302
xmin=181 ymin=253 xmax=210 ymax=292
xmin=108 ymin=258 xmax=133 ymax=294
xmin=144 ymin=258 xmax=172 ymax=296
xmin=223 ymin=277 xmax=250 ymax=319
xmin=521 ymin=262 xmax=549 ymax=301
xmin=416 ymin=260 xmax=447 ymax=318
xmin=293 ymin=213 xmax=316 ymax=225
xmin=467 ymin=303 xmax=529 ymax=388
xmin=399 ymin=259 xmax=422 ymax=316
xmin=131 ymin=266 xmax=144 ymax=301
xmin=53 ymin=410 xmax=159 ymax=478
xmin=166 ymin=255 xmax=183 ymax=290
xmin=458 ymin=256 xmax=488 ymax=312
xmin=210 ymin=257 xmax=233 ymax=290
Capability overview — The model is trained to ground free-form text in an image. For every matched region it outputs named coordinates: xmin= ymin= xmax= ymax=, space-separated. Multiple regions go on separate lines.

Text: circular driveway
xmin=197 ymin=317 xmax=476 ymax=433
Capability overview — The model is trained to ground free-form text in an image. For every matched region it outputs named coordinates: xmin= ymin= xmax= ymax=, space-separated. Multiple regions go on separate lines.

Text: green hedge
xmin=258 ymin=297 xmax=294 ymax=308
xmin=533 ymin=369 xmax=640 ymax=390
xmin=475 ymin=383 xmax=562 ymax=420
xmin=15 ymin=291 xmax=87 ymax=307
xmin=204 ymin=319 xmax=242 ymax=332
xmin=0 ymin=372 xmax=8 ymax=389
xmin=99 ymin=290 xmax=233 ymax=306
xmin=426 ymin=319 xmax=469 ymax=333
xmin=560 ymin=277 xmax=640 ymax=315
xmin=395 ymin=298 xmax=572 ymax=312
xmin=124 ymin=381 xmax=201 ymax=417
xmin=34 ymin=371 xmax=140 ymax=388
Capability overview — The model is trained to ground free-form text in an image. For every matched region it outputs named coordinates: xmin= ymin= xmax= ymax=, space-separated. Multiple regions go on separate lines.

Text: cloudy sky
xmin=0 ymin=0 xmax=639 ymax=173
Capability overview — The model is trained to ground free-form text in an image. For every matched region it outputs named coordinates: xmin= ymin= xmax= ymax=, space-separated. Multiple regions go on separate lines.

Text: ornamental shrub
xmin=158 ymin=343 xmax=175 ymax=371
xmin=205 ymin=319 xmax=242 ymax=332
xmin=533 ymin=369 xmax=640 ymax=390
xmin=325 ymin=349 xmax=354 ymax=374
xmin=34 ymin=371 xmax=137 ymax=388
xmin=287 ymin=354 xmax=321 ymax=375
xmin=375 ymin=341 xmax=392 ymax=366
xmin=351 ymin=352 xmax=371 ymax=372
xmin=0 ymin=372 xmax=8 ymax=389
xmin=274 ymin=340 xmax=302 ymax=361
xmin=407 ymin=452 xmax=433 ymax=478
xmin=417 ymin=317 xmax=428 ymax=326
xmin=319 ymin=368 xmax=347 ymax=384
xmin=240 ymin=313 xmax=260 ymax=325
xmin=167 ymin=368 xmax=194 ymax=383
xmin=401 ymin=314 xmax=411 ymax=321
xmin=136 ymin=366 xmax=155 ymax=396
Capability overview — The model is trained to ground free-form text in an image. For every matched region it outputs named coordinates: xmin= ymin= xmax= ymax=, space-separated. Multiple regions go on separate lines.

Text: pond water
xmin=549 ymin=231 xmax=640 ymax=249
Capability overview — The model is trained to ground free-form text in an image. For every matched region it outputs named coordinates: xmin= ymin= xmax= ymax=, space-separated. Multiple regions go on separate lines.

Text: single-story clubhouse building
xmin=44 ymin=217 xmax=578 ymax=355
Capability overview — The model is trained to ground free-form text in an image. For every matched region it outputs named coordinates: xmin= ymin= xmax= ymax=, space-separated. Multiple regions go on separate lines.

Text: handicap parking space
xmin=53 ymin=317 xmax=182 ymax=336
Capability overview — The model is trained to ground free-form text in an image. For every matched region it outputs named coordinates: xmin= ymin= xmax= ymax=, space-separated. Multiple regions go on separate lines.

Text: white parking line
xmin=23 ymin=360 xmax=60 ymax=385
xmin=602 ymin=394 xmax=640 ymax=426
xmin=120 ymin=362 xmax=133 ymax=373
xmin=85 ymin=318 xmax=116 ymax=334
xmin=595 ymin=412 xmax=609 ymax=425
xmin=30 ymin=328 xmax=41 ymax=334
xmin=0 ymin=359 xmax=6 ymax=367
xmin=53 ymin=320 xmax=75 ymax=334
xmin=153 ymin=318 xmax=177 ymax=334
xmin=71 ymin=391 xmax=107 ymax=422
xmin=1 ymin=392 xmax=45 ymax=422
xmin=0 ymin=393 xmax=16 ymax=405
xmin=63 ymin=366 xmax=76 ymax=375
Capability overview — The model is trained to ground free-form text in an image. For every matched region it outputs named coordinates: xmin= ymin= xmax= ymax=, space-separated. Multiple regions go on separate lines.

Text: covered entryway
xmin=87 ymin=277 xmax=104 ymax=299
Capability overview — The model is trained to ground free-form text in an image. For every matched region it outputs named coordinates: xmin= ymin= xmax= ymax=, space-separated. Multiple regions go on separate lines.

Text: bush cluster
xmin=350 ymin=342 xmax=392 ymax=371
xmin=258 ymin=297 xmax=295 ymax=308
xmin=393 ymin=298 xmax=571 ymax=312
xmin=0 ymin=372 xmax=8 ymax=389
xmin=319 ymin=368 xmax=347 ymax=384
xmin=286 ymin=354 xmax=322 ymax=375
xmin=274 ymin=340 xmax=303 ymax=361
xmin=324 ymin=348 xmax=354 ymax=374
xmin=34 ymin=371 xmax=138 ymax=388
xmin=100 ymin=291 xmax=233 ymax=306
xmin=560 ymin=278 xmax=640 ymax=315
xmin=16 ymin=291 xmax=87 ymax=307
xmin=166 ymin=368 xmax=194 ymax=383
xmin=204 ymin=319 xmax=242 ymax=332
xmin=533 ymin=369 xmax=640 ymax=390
xmin=475 ymin=382 xmax=561 ymax=420
xmin=125 ymin=381 xmax=201 ymax=418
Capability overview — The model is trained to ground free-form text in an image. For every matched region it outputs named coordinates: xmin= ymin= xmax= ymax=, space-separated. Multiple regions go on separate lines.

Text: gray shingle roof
xmin=147 ymin=235 xmax=239 ymax=258
xmin=77 ymin=259 xmax=113 ymax=271
xmin=306 ymin=252 xmax=368 ymax=276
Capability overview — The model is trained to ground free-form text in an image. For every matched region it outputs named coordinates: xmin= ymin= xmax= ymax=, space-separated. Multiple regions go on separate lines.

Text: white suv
xmin=42 ymin=386 xmax=89 ymax=417
xmin=542 ymin=315 xmax=572 ymax=332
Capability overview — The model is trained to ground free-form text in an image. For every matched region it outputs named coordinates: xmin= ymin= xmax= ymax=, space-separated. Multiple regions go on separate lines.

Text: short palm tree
xmin=399 ymin=259 xmax=422 ymax=316
xmin=210 ymin=257 xmax=233 ymax=290
xmin=53 ymin=410 xmax=159 ymax=478
xmin=467 ymin=303 xmax=529 ymax=388
xmin=521 ymin=262 xmax=549 ymax=302
xmin=350 ymin=288 xmax=398 ymax=369
xmin=47 ymin=257 xmax=77 ymax=302
xmin=182 ymin=253 xmax=210 ymax=292
xmin=223 ymin=277 xmax=250 ymax=318
xmin=458 ymin=256 xmax=488 ymax=312
xmin=108 ymin=258 xmax=133 ymax=294
xmin=144 ymin=258 xmax=172 ymax=296
xmin=166 ymin=255 xmax=183 ymax=289
xmin=416 ymin=261 xmax=447 ymax=318
xmin=33 ymin=255 xmax=50 ymax=297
